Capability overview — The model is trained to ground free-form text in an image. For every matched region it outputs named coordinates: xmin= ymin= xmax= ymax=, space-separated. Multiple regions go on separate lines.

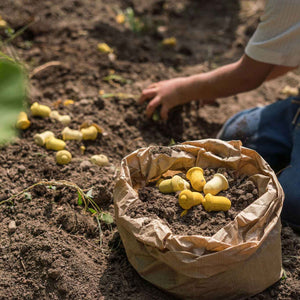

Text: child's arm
xmin=139 ymin=54 xmax=275 ymax=120
xmin=266 ymin=65 xmax=297 ymax=81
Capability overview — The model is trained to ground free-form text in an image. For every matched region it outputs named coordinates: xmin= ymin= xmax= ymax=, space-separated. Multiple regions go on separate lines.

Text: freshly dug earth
xmin=132 ymin=168 xmax=258 ymax=237
xmin=0 ymin=0 xmax=300 ymax=299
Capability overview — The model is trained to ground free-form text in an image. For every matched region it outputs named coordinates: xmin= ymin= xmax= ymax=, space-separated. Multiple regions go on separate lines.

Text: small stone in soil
xmin=8 ymin=220 xmax=17 ymax=234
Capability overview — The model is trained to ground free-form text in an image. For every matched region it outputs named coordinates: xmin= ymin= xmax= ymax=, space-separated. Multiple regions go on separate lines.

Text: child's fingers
xmin=160 ymin=105 xmax=169 ymax=120
xmin=147 ymin=83 xmax=159 ymax=89
xmin=147 ymin=80 xmax=167 ymax=89
xmin=138 ymin=88 xmax=157 ymax=104
xmin=146 ymin=96 xmax=161 ymax=118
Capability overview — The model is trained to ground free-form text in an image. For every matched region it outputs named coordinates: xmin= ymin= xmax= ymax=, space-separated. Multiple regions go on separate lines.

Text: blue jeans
xmin=218 ymin=96 xmax=300 ymax=230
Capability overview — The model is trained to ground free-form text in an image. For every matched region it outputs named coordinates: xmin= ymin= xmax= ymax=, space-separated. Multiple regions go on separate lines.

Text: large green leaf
xmin=0 ymin=59 xmax=26 ymax=144
xmin=99 ymin=212 xmax=114 ymax=224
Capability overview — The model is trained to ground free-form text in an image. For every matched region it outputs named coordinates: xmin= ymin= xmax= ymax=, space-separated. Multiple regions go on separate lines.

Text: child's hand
xmin=138 ymin=77 xmax=191 ymax=120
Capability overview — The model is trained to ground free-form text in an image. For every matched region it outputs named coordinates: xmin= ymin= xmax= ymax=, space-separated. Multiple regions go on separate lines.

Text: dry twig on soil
xmin=30 ymin=61 xmax=63 ymax=78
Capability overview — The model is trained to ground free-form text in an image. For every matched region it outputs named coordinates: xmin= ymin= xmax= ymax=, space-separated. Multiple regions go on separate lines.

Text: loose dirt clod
xmin=8 ymin=220 xmax=17 ymax=234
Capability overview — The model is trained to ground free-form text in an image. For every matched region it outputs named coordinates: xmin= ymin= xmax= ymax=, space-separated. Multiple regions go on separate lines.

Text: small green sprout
xmin=169 ymin=138 xmax=176 ymax=146
xmin=99 ymin=212 xmax=114 ymax=224
xmin=281 ymin=269 xmax=287 ymax=280
xmin=24 ymin=192 xmax=32 ymax=200
xmin=88 ymin=208 xmax=97 ymax=215
xmin=77 ymin=191 xmax=83 ymax=206
xmin=102 ymin=74 xmax=130 ymax=85
xmin=152 ymin=110 xmax=160 ymax=121
xmin=124 ymin=8 xmax=144 ymax=33
xmin=46 ymin=185 xmax=56 ymax=190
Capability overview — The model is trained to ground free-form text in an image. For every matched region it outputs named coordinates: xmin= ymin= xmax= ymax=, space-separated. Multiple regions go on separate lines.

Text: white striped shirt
xmin=245 ymin=0 xmax=300 ymax=67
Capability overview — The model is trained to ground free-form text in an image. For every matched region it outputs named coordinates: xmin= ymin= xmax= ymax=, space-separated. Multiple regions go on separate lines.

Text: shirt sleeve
xmin=245 ymin=0 xmax=300 ymax=67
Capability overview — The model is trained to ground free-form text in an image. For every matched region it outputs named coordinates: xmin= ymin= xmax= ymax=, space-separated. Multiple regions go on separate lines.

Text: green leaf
xmin=86 ymin=188 xmax=93 ymax=199
xmin=0 ymin=51 xmax=14 ymax=62
xmin=0 ymin=60 xmax=27 ymax=144
xmin=24 ymin=192 xmax=32 ymax=200
xmin=88 ymin=208 xmax=97 ymax=215
xmin=281 ymin=269 xmax=287 ymax=280
xmin=46 ymin=185 xmax=56 ymax=190
xmin=77 ymin=191 xmax=83 ymax=206
xmin=169 ymin=138 xmax=176 ymax=146
xmin=4 ymin=27 xmax=15 ymax=37
xmin=124 ymin=7 xmax=144 ymax=33
xmin=99 ymin=212 xmax=113 ymax=224
xmin=101 ymin=93 xmax=115 ymax=99
xmin=102 ymin=74 xmax=129 ymax=84
xmin=152 ymin=110 xmax=160 ymax=122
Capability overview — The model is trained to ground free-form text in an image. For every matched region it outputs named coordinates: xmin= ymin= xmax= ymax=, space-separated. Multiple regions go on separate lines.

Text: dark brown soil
xmin=131 ymin=167 xmax=258 ymax=237
xmin=0 ymin=0 xmax=299 ymax=299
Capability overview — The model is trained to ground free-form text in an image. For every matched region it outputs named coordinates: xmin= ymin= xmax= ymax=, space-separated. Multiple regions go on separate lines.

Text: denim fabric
xmin=217 ymin=106 xmax=262 ymax=154
xmin=218 ymin=96 xmax=300 ymax=230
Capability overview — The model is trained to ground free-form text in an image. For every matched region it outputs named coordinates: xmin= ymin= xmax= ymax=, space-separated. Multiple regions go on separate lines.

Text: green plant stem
xmin=95 ymin=216 xmax=103 ymax=249
xmin=0 ymin=180 xmax=113 ymax=232
xmin=0 ymin=50 xmax=15 ymax=62
xmin=1 ymin=180 xmax=87 ymax=210
xmin=3 ymin=18 xmax=36 ymax=45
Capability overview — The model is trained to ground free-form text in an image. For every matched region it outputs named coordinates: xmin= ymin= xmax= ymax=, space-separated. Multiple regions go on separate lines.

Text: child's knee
xmin=217 ymin=107 xmax=262 ymax=144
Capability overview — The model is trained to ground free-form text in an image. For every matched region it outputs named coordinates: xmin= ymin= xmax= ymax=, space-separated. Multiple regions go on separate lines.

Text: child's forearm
xmin=139 ymin=54 xmax=280 ymax=120
xmin=182 ymin=54 xmax=274 ymax=102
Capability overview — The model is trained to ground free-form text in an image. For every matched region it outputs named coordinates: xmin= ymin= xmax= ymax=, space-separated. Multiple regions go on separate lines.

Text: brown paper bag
xmin=114 ymin=139 xmax=284 ymax=300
